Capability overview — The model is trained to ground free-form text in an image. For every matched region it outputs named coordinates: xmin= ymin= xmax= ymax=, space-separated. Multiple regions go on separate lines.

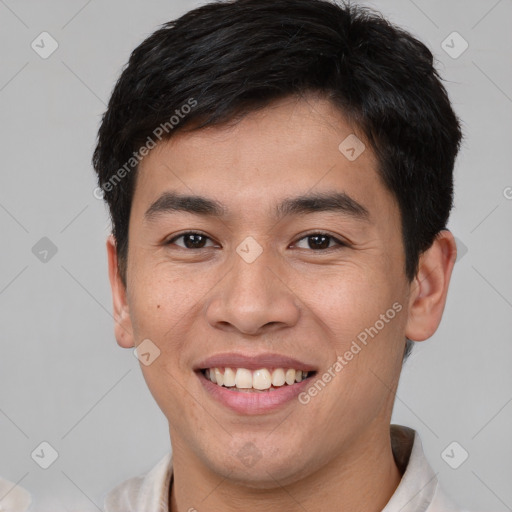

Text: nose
xmin=205 ymin=246 xmax=300 ymax=336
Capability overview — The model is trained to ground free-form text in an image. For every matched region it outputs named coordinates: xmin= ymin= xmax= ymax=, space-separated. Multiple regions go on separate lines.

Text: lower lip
xmin=197 ymin=370 xmax=315 ymax=415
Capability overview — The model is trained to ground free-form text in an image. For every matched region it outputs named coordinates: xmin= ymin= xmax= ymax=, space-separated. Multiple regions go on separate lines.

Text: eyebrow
xmin=144 ymin=190 xmax=370 ymax=222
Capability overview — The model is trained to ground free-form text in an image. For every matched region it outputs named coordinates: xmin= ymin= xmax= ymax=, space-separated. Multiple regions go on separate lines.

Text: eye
xmin=294 ymin=232 xmax=347 ymax=251
xmin=166 ymin=231 xmax=217 ymax=249
xmin=165 ymin=231 xmax=347 ymax=251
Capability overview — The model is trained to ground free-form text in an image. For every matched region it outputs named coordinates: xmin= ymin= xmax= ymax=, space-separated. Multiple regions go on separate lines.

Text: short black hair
xmin=93 ymin=0 xmax=463 ymax=361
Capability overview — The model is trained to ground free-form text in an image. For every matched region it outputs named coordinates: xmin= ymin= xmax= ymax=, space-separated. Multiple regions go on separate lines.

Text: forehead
xmin=132 ymin=95 xmax=397 ymax=224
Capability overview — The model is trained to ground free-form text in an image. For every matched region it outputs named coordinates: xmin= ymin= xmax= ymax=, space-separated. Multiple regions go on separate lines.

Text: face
xmin=108 ymin=95 xmax=454 ymax=488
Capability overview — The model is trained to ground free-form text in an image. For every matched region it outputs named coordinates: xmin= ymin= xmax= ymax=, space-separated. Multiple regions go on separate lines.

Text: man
xmin=93 ymin=0 xmax=468 ymax=510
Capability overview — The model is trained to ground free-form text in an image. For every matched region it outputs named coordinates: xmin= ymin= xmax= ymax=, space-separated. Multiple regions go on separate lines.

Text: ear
xmin=405 ymin=230 xmax=457 ymax=342
xmin=106 ymin=234 xmax=135 ymax=348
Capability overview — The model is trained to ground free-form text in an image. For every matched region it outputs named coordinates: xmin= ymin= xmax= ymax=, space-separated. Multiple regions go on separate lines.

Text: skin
xmin=107 ymin=94 xmax=457 ymax=512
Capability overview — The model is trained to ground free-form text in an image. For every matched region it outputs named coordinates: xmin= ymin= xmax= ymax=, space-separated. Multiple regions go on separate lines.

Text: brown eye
xmin=167 ymin=232 xmax=215 ymax=249
xmin=294 ymin=233 xmax=346 ymax=250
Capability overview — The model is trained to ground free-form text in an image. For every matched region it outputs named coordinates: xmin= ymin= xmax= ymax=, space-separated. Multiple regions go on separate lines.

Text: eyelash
xmin=165 ymin=231 xmax=347 ymax=251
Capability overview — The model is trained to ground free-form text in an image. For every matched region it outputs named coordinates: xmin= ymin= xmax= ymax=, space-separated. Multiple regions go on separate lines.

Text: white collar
xmin=104 ymin=424 xmax=467 ymax=512
xmin=0 ymin=477 xmax=32 ymax=512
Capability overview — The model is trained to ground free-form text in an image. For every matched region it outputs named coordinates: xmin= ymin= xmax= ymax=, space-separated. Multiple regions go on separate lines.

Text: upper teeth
xmin=205 ymin=368 xmax=310 ymax=390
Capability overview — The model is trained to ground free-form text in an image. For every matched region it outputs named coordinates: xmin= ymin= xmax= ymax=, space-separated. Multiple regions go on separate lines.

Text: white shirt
xmin=104 ymin=424 xmax=471 ymax=512
xmin=0 ymin=477 xmax=32 ymax=512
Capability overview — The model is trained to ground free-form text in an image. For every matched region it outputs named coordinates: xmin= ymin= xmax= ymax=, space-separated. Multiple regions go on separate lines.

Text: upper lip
xmin=194 ymin=352 xmax=317 ymax=372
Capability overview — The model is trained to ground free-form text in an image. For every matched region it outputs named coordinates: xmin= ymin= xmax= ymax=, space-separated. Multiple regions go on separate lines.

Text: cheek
xmin=130 ymin=279 xmax=202 ymax=414
xmin=304 ymin=264 xmax=398 ymax=341
xmin=302 ymin=264 xmax=406 ymax=405
xmin=128 ymin=261 xmax=196 ymax=333
xmin=127 ymin=262 xmax=220 ymax=379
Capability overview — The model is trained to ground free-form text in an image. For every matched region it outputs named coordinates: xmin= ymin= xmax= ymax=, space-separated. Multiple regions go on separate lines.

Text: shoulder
xmin=388 ymin=425 xmax=484 ymax=512
xmin=430 ymin=482 xmax=471 ymax=512
xmin=103 ymin=453 xmax=172 ymax=512
xmin=0 ymin=477 xmax=32 ymax=511
xmin=429 ymin=483 xmax=496 ymax=512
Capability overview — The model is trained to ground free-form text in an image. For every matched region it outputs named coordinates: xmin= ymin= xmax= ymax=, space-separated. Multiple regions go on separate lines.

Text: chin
xmin=203 ymin=443 xmax=313 ymax=489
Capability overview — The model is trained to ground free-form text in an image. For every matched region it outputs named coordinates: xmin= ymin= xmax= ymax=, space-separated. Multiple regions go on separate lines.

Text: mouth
xmin=199 ymin=367 xmax=316 ymax=392
xmin=196 ymin=363 xmax=318 ymax=415
xmin=194 ymin=353 xmax=318 ymax=414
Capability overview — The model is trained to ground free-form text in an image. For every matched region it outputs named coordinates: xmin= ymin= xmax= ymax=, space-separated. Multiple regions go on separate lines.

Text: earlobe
xmin=405 ymin=230 xmax=457 ymax=342
xmin=106 ymin=235 xmax=135 ymax=348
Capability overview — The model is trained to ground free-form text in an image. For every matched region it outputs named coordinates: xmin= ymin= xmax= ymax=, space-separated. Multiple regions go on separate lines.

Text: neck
xmin=169 ymin=424 xmax=402 ymax=512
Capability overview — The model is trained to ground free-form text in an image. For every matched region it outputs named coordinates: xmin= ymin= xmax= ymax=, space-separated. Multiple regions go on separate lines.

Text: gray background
xmin=0 ymin=0 xmax=511 ymax=510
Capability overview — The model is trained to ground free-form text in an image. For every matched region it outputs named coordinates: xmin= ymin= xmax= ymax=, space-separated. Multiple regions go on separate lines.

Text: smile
xmin=201 ymin=367 xmax=313 ymax=392
xmin=197 ymin=367 xmax=317 ymax=415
